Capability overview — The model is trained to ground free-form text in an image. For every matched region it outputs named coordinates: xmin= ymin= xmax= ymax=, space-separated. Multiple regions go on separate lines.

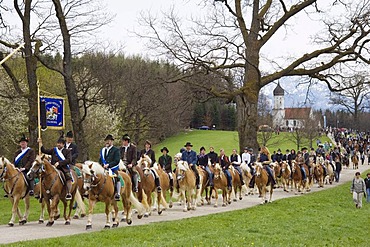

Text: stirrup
xmin=114 ymin=194 xmax=120 ymax=201
xmin=157 ymin=186 xmax=162 ymax=192
xmin=66 ymin=193 xmax=72 ymax=200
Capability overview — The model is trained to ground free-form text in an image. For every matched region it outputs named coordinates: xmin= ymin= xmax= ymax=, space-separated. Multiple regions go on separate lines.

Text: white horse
xmin=240 ymin=162 xmax=255 ymax=195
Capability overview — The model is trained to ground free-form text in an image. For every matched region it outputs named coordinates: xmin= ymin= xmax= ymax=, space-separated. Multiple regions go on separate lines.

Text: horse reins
xmin=90 ymin=174 xmax=107 ymax=198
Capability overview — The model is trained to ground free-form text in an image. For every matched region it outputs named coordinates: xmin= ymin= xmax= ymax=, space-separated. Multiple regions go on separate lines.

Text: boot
xmin=249 ymin=176 xmax=255 ymax=188
xmin=169 ymin=178 xmax=174 ymax=189
xmin=115 ymin=181 xmax=121 ymax=201
xmin=239 ymin=174 xmax=245 ymax=185
xmin=29 ymin=179 xmax=35 ymax=196
xmin=66 ymin=180 xmax=72 ymax=200
xmin=196 ymin=175 xmax=200 ymax=189
xmin=155 ymin=177 xmax=162 ymax=192
xmin=132 ymin=173 xmax=138 ymax=193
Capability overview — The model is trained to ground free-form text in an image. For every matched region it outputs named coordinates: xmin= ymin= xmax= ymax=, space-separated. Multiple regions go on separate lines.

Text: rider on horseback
xmin=119 ymin=134 xmax=138 ymax=193
xmin=296 ymin=151 xmax=307 ymax=182
xmin=218 ymin=149 xmax=232 ymax=191
xmin=39 ymin=133 xmax=73 ymax=200
xmin=140 ymin=140 xmax=161 ymax=192
xmin=99 ymin=134 xmax=121 ymax=201
xmin=13 ymin=134 xmax=35 ymax=196
xmin=258 ymin=146 xmax=276 ymax=186
xmin=197 ymin=147 xmax=214 ymax=188
xmin=181 ymin=142 xmax=200 ymax=189
xmin=158 ymin=147 xmax=174 ymax=189
xmin=230 ymin=149 xmax=244 ymax=186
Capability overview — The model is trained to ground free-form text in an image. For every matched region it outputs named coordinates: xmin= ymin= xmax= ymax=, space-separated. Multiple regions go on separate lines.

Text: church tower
xmin=272 ymin=82 xmax=285 ymax=128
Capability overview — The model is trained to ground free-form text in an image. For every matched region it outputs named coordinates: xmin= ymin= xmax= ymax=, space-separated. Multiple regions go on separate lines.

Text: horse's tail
xmin=129 ymin=191 xmax=145 ymax=217
xmin=140 ymin=189 xmax=150 ymax=211
xmin=75 ymin=190 xmax=86 ymax=215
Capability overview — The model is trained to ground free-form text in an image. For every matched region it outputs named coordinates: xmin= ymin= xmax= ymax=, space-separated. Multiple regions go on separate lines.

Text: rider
xmin=316 ymin=153 xmax=327 ymax=177
xmin=13 ymin=134 xmax=36 ymax=196
xmin=302 ymin=147 xmax=311 ymax=177
xmin=158 ymin=147 xmax=174 ymax=190
xmin=181 ymin=142 xmax=200 ymax=189
xmin=207 ymin=146 xmax=218 ymax=166
xmin=197 ymin=147 xmax=214 ymax=188
xmin=64 ymin=131 xmax=79 ymax=165
xmin=229 ymin=149 xmax=244 ymax=185
xmin=120 ymin=134 xmax=138 ymax=193
xmin=218 ymin=149 xmax=232 ymax=191
xmin=140 ymin=140 xmax=161 ymax=192
xmin=258 ymin=146 xmax=276 ymax=186
xmin=39 ymin=133 xmax=73 ymax=200
xmin=99 ymin=134 xmax=121 ymax=201
xmin=295 ymin=151 xmax=307 ymax=182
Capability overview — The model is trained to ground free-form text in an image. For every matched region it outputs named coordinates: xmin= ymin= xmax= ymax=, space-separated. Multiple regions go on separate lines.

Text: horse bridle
xmin=85 ymin=172 xmax=107 ymax=198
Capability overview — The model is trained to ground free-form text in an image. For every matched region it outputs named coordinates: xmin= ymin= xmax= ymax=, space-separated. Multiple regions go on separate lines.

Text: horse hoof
xmin=54 ymin=214 xmax=60 ymax=220
xmin=214 ymin=205 xmax=218 ymax=208
xmin=112 ymin=218 xmax=115 ymax=222
xmin=183 ymin=209 xmax=188 ymax=212
xmin=19 ymin=220 xmax=27 ymax=225
xmin=228 ymin=201 xmax=231 ymax=204
xmin=169 ymin=204 xmax=173 ymax=209
xmin=265 ymin=200 xmax=268 ymax=203
xmin=120 ymin=218 xmax=126 ymax=222
xmin=112 ymin=223 xmax=118 ymax=228
xmin=239 ymin=197 xmax=242 ymax=200
xmin=86 ymin=225 xmax=92 ymax=230
xmin=127 ymin=219 xmax=132 ymax=225
xmin=65 ymin=221 xmax=71 ymax=225
xmin=73 ymin=215 xmax=79 ymax=220
xmin=8 ymin=223 xmax=14 ymax=227
xmin=158 ymin=210 xmax=163 ymax=215
xmin=144 ymin=214 xmax=149 ymax=218
xmin=137 ymin=214 xmax=143 ymax=219
xmin=38 ymin=220 xmax=44 ymax=224
xmin=104 ymin=225 xmax=110 ymax=229
xmin=233 ymin=199 xmax=237 ymax=202
xmin=46 ymin=221 xmax=54 ymax=227
xmin=222 ymin=203 xmax=226 ymax=207
xmin=80 ymin=214 xmax=86 ymax=218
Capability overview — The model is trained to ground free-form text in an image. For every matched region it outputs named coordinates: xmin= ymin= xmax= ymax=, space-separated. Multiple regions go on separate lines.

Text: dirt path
xmin=1 ymin=157 xmax=369 ymax=245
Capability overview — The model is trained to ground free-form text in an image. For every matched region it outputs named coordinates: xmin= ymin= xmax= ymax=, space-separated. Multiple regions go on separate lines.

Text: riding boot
xmin=239 ymin=173 xmax=245 ymax=185
xmin=29 ymin=179 xmax=35 ymax=196
xmin=169 ymin=177 xmax=174 ymax=189
xmin=132 ymin=173 xmax=138 ymax=193
xmin=249 ymin=176 xmax=255 ymax=188
xmin=66 ymin=180 xmax=72 ymax=200
xmin=196 ymin=174 xmax=200 ymax=189
xmin=115 ymin=181 xmax=121 ymax=201
xmin=155 ymin=176 xmax=162 ymax=192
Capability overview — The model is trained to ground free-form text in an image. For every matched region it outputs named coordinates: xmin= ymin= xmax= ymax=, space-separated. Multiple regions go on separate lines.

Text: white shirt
xmin=242 ymin=152 xmax=251 ymax=164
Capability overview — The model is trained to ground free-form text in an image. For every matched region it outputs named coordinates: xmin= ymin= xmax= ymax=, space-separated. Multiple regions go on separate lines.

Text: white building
xmin=272 ymin=83 xmax=313 ymax=130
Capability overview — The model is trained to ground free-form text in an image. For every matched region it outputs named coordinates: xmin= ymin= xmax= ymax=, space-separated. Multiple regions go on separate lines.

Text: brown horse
xmin=211 ymin=163 xmax=230 ymax=207
xmin=0 ymin=157 xmax=30 ymax=226
xmin=272 ymin=162 xmax=282 ymax=188
xmin=351 ymin=153 xmax=359 ymax=169
xmin=324 ymin=160 xmax=335 ymax=184
xmin=198 ymin=166 xmax=212 ymax=205
xmin=313 ymin=163 xmax=324 ymax=188
xmin=254 ymin=163 xmax=273 ymax=204
xmin=291 ymin=161 xmax=310 ymax=194
xmin=28 ymin=155 xmax=83 ymax=226
xmin=280 ymin=161 xmax=291 ymax=192
xmin=175 ymin=160 xmax=200 ymax=211
xmin=137 ymin=155 xmax=168 ymax=216
xmin=230 ymin=166 xmax=243 ymax=201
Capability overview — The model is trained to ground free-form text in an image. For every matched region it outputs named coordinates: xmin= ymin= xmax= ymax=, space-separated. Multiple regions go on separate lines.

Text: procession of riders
xmin=1 ymin=129 xmax=369 ymax=226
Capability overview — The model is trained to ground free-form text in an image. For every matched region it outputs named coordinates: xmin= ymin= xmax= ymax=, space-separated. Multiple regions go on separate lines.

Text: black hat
xmin=200 ymin=146 xmax=205 ymax=151
xmin=277 ymin=148 xmax=281 ymax=152
xmin=184 ymin=142 xmax=193 ymax=147
xmin=180 ymin=147 xmax=186 ymax=153
xmin=18 ymin=134 xmax=29 ymax=143
xmin=57 ymin=131 xmax=66 ymax=144
xmin=121 ymin=134 xmax=130 ymax=142
xmin=301 ymin=147 xmax=308 ymax=151
xmin=104 ymin=134 xmax=114 ymax=141
xmin=66 ymin=131 xmax=73 ymax=138
xmin=161 ymin=147 xmax=169 ymax=153
xmin=248 ymin=148 xmax=253 ymax=152
xmin=145 ymin=140 xmax=152 ymax=147
xmin=286 ymin=149 xmax=290 ymax=152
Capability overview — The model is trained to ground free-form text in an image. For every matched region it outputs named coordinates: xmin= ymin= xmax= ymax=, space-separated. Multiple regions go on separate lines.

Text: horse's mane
xmin=254 ymin=162 xmax=263 ymax=169
xmin=0 ymin=156 xmax=12 ymax=166
xmin=240 ymin=162 xmax=250 ymax=173
xmin=83 ymin=161 xmax=105 ymax=175
xmin=214 ymin=163 xmax=221 ymax=170
xmin=177 ymin=160 xmax=189 ymax=171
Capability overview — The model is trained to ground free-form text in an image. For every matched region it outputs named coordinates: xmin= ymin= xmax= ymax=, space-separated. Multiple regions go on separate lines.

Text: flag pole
xmin=0 ymin=43 xmax=24 ymax=65
xmin=37 ymin=80 xmax=41 ymax=155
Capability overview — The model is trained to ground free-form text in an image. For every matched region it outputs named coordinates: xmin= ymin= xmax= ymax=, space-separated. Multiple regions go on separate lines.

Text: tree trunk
xmin=236 ymin=93 xmax=259 ymax=154
xmin=52 ymin=0 xmax=89 ymax=160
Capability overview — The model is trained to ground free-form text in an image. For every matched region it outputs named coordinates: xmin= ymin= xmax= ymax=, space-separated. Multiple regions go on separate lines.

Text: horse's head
xmin=83 ymin=168 xmax=98 ymax=192
xmin=280 ymin=161 xmax=288 ymax=173
xmin=174 ymin=153 xmax=182 ymax=163
xmin=0 ymin=156 xmax=11 ymax=179
xmin=213 ymin=163 xmax=222 ymax=179
xmin=138 ymin=157 xmax=151 ymax=176
xmin=27 ymin=154 xmax=45 ymax=179
xmin=175 ymin=161 xmax=188 ymax=181
xmin=254 ymin=162 xmax=263 ymax=177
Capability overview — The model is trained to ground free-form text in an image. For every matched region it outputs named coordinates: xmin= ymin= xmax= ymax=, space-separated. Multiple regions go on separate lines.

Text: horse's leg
xmin=269 ymin=185 xmax=273 ymax=203
xmin=112 ymin=201 xmax=119 ymax=228
xmin=21 ymin=195 xmax=30 ymax=224
xmin=8 ymin=195 xmax=20 ymax=226
xmin=121 ymin=192 xmax=131 ymax=225
xmin=39 ymin=199 xmax=45 ymax=224
xmin=86 ymin=199 xmax=96 ymax=230
xmin=222 ymin=189 xmax=227 ymax=207
xmin=169 ymin=187 xmax=174 ymax=208
xmin=46 ymin=197 xmax=55 ymax=226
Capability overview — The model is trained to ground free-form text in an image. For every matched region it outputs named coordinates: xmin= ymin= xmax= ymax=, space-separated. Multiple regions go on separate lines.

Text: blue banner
xmin=40 ymin=96 xmax=65 ymax=130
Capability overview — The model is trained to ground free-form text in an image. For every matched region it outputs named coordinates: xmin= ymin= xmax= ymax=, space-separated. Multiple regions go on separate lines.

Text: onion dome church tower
xmin=272 ymin=82 xmax=285 ymax=129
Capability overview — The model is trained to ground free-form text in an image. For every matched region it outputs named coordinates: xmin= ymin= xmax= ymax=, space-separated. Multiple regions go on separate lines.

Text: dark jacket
xmin=303 ymin=152 xmax=310 ymax=166
xmin=197 ymin=154 xmax=209 ymax=167
xmin=41 ymin=146 xmax=72 ymax=167
xmin=140 ymin=149 xmax=156 ymax=166
xmin=99 ymin=146 xmax=120 ymax=168
xmin=13 ymin=148 xmax=36 ymax=170
xmin=275 ymin=153 xmax=283 ymax=163
xmin=207 ymin=151 xmax=218 ymax=165
xmin=218 ymin=155 xmax=230 ymax=170
xmin=158 ymin=154 xmax=172 ymax=173
xmin=365 ymin=177 xmax=370 ymax=189
xmin=65 ymin=142 xmax=78 ymax=165
xmin=120 ymin=144 xmax=137 ymax=166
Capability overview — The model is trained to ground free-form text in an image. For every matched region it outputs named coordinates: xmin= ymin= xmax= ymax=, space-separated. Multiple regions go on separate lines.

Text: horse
xmin=342 ymin=154 xmax=350 ymax=169
xmin=71 ymin=163 xmax=87 ymax=219
xmin=175 ymin=160 xmax=200 ymax=211
xmin=198 ymin=166 xmax=212 ymax=205
xmin=351 ymin=152 xmax=359 ymax=169
xmin=229 ymin=166 xmax=244 ymax=201
xmin=291 ymin=161 xmax=310 ymax=194
xmin=280 ymin=161 xmax=291 ymax=192
xmin=272 ymin=162 xmax=282 ymax=188
xmin=0 ymin=157 xmax=30 ymax=226
xmin=324 ymin=160 xmax=335 ymax=185
xmin=254 ymin=162 xmax=273 ymax=204
xmin=28 ymin=155 xmax=84 ymax=226
xmin=313 ymin=163 xmax=324 ymax=188
xmin=82 ymin=161 xmax=145 ymax=225
xmin=211 ymin=163 xmax=231 ymax=207
xmin=137 ymin=155 xmax=169 ymax=216
xmin=240 ymin=162 xmax=254 ymax=195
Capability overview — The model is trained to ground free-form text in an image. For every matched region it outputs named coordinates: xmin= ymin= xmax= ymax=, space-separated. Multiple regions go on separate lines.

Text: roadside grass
xmin=0 ymin=130 xmax=333 ymax=226
xmin=5 ymin=170 xmax=370 ymax=247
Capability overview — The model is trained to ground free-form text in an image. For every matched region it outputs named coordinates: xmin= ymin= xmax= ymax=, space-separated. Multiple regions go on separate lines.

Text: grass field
xmin=4 ymin=170 xmax=370 ymax=247
xmin=0 ymin=130 xmax=333 ymax=226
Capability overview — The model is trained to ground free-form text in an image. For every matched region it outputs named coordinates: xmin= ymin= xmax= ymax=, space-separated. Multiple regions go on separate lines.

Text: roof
xmin=285 ymin=108 xmax=311 ymax=119
xmin=273 ymin=82 xmax=284 ymax=96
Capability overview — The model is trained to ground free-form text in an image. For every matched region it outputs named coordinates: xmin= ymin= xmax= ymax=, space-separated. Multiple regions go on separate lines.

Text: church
xmin=271 ymin=83 xmax=313 ymax=130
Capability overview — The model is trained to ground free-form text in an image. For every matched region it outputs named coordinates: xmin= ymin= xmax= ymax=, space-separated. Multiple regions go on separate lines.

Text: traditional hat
xmin=18 ymin=134 xmax=29 ymax=143
xmin=57 ymin=131 xmax=66 ymax=144
xmin=121 ymin=134 xmax=130 ymax=141
xmin=161 ymin=147 xmax=169 ymax=153
xmin=277 ymin=148 xmax=281 ymax=152
xmin=145 ymin=140 xmax=152 ymax=147
xmin=200 ymin=146 xmax=205 ymax=152
xmin=184 ymin=142 xmax=193 ymax=147
xmin=104 ymin=134 xmax=114 ymax=141
xmin=66 ymin=131 xmax=73 ymax=138
xmin=248 ymin=148 xmax=253 ymax=152
xmin=301 ymin=147 xmax=308 ymax=151
xmin=286 ymin=149 xmax=290 ymax=152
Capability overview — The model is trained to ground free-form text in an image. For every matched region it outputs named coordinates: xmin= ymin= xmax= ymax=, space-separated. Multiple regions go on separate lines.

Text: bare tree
xmin=138 ymin=0 xmax=370 ymax=152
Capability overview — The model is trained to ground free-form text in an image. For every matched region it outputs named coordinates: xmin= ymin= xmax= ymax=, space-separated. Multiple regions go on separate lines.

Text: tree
xmin=329 ymin=74 xmax=370 ymax=129
xmin=138 ymin=0 xmax=370 ymax=153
